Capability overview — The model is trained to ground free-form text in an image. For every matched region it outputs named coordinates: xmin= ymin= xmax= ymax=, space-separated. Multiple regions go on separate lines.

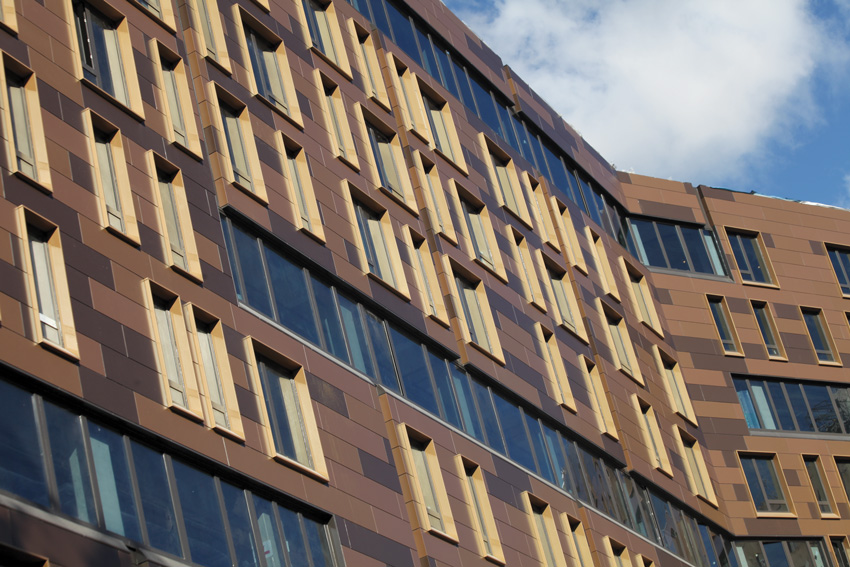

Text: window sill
xmin=298 ymin=224 xmax=327 ymax=245
xmin=819 ymin=512 xmax=841 ymax=520
xmin=675 ymin=410 xmax=699 ymax=428
xmin=368 ymin=93 xmax=393 ymax=114
xmin=767 ymin=354 xmax=788 ymax=362
xmin=170 ymin=263 xmax=204 ymax=285
xmin=484 ymin=554 xmax=506 ymax=566
xmin=378 ymin=185 xmax=418 ymax=217
xmin=434 ymin=147 xmax=468 ymax=177
xmin=81 ymin=78 xmax=145 ymax=122
xmin=12 ymin=169 xmax=52 ymax=194
xmin=407 ymin=124 xmax=432 ymax=147
xmin=816 ymin=359 xmax=842 ymax=367
xmin=427 ymin=527 xmax=459 ymax=544
xmin=559 ymin=399 xmax=578 ymax=414
xmin=656 ymin=465 xmax=674 ymax=479
xmin=641 ymin=320 xmax=664 ymax=339
xmin=529 ymin=297 xmax=547 ymax=314
xmin=0 ymin=18 xmax=17 ymax=35
xmin=255 ymin=93 xmax=304 ymax=130
xmin=105 ymin=224 xmax=141 ymax=247
xmin=602 ymin=428 xmax=619 ymax=441
xmin=427 ymin=311 xmax=451 ymax=329
xmin=169 ymin=403 xmax=204 ymax=423
xmin=205 ymin=53 xmax=233 ymax=76
xmin=558 ymin=321 xmax=590 ymax=345
xmin=741 ymin=280 xmax=779 ymax=290
xmin=336 ymin=152 xmax=361 ymax=173
xmin=437 ymin=229 xmax=458 ymax=247
xmin=229 ymin=178 xmax=269 ymax=206
xmin=697 ymin=493 xmax=720 ymax=509
xmin=309 ymin=46 xmax=352 ymax=81
xmin=367 ymin=271 xmax=411 ymax=302
xmin=172 ymin=137 xmax=204 ymax=162
xmin=723 ymin=350 xmax=745 ymax=358
xmin=501 ymin=203 xmax=534 ymax=231
xmin=272 ymin=453 xmax=329 ymax=483
xmin=472 ymin=257 xmax=508 ymax=284
xmin=619 ymin=366 xmax=644 ymax=386
xmin=468 ymin=339 xmax=505 ymax=366
xmin=40 ymin=339 xmax=80 ymax=362
xmin=754 ymin=511 xmax=796 ymax=519
xmin=212 ymin=424 xmax=246 ymax=443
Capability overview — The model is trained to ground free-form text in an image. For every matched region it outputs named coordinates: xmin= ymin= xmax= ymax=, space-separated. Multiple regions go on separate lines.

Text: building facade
xmin=0 ymin=0 xmax=848 ymax=565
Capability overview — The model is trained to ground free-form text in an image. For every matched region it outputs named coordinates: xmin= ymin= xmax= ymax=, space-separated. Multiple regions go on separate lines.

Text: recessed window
xmin=423 ymin=94 xmax=452 ymax=157
xmin=245 ymin=26 xmax=288 ymax=112
xmin=609 ymin=539 xmax=632 ymax=567
xmin=408 ymin=229 xmax=446 ymax=322
xmin=527 ymin=174 xmax=559 ymax=249
xmin=740 ymin=454 xmax=789 ymax=514
xmin=459 ymin=458 xmax=503 ymax=561
xmin=150 ymin=154 xmax=201 ymax=281
xmin=802 ymin=308 xmax=838 ymax=364
xmin=93 ymin=129 xmax=123 ymax=230
xmin=635 ymin=398 xmax=670 ymax=473
xmin=191 ymin=0 xmax=229 ymax=68
xmin=458 ymin=195 xmax=504 ymax=276
xmin=803 ymin=455 xmax=834 ymax=515
xmin=544 ymin=261 xmax=584 ymax=340
xmin=2 ymin=58 xmax=50 ymax=188
xmin=321 ymin=80 xmax=357 ymax=167
xmin=832 ymin=538 xmax=850 ymax=567
xmin=654 ymin=348 xmax=696 ymax=422
xmin=354 ymin=200 xmax=396 ymax=287
xmin=563 ymin=515 xmax=594 ymax=567
xmin=73 ymin=1 xmax=130 ymax=104
xmin=365 ymin=121 xmax=408 ymax=200
xmin=827 ymin=245 xmax=850 ymax=296
xmin=150 ymin=294 xmax=194 ymax=412
xmin=350 ymin=21 xmax=388 ymax=106
xmin=602 ymin=303 xmax=641 ymax=382
xmin=623 ymin=260 xmax=661 ymax=332
xmin=727 ymin=230 xmax=774 ymax=284
xmin=455 ymin=274 xmax=490 ymax=351
xmin=580 ymin=355 xmax=617 ymax=439
xmin=527 ymin=497 xmax=565 ymax=567
xmin=256 ymin=356 xmax=313 ymax=466
xmin=413 ymin=152 xmax=455 ymax=242
xmin=303 ymin=0 xmax=337 ymax=60
xmin=220 ymin=101 xmax=252 ymax=189
xmin=752 ymin=301 xmax=784 ymax=358
xmin=536 ymin=324 xmax=575 ymax=411
xmin=510 ymin=230 xmax=544 ymax=309
xmin=708 ymin=296 xmax=740 ymax=355
xmin=554 ymin=200 xmax=587 ymax=272
xmin=280 ymin=135 xmax=323 ymax=240
xmin=588 ymin=229 xmax=619 ymax=300
xmin=677 ymin=429 xmax=716 ymax=503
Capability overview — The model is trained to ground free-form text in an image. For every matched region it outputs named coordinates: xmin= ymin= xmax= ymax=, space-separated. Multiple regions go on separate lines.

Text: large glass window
xmin=728 ymin=231 xmax=773 ymax=284
xmin=0 ymin=380 xmax=49 ymax=508
xmin=629 ymin=218 xmax=725 ymax=276
xmin=73 ymin=0 xmax=129 ymax=104
xmin=735 ymin=540 xmax=829 ymax=567
xmin=740 ymin=455 xmax=789 ymax=513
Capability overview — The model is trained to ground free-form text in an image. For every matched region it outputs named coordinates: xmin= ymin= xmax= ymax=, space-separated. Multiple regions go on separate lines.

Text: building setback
xmin=0 ymin=0 xmax=848 ymax=566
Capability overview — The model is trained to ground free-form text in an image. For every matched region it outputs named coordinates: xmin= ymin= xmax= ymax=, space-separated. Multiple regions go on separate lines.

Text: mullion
xmin=163 ymin=455 xmax=192 ymax=561
xmin=272 ymin=502 xmax=295 ymax=567
xmin=123 ymin=434 xmax=150 ymax=545
xmin=32 ymin=395 xmax=62 ymax=513
xmin=213 ymin=477 xmax=240 ymax=567
xmin=79 ymin=417 xmax=105 ymax=530
xmin=244 ymin=490 xmax=270 ymax=567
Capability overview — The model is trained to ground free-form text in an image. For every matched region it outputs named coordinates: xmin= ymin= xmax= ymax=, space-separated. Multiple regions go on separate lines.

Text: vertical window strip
xmin=157 ymin=170 xmax=187 ymax=271
xmin=6 ymin=71 xmax=36 ymax=178
xmin=153 ymin=296 xmax=188 ymax=408
xmin=245 ymin=26 xmax=288 ymax=113
xmin=752 ymin=301 xmax=782 ymax=358
xmin=219 ymin=101 xmax=252 ymax=190
xmin=195 ymin=320 xmax=228 ymax=429
xmin=708 ymin=296 xmax=739 ymax=354
xmin=257 ymin=357 xmax=313 ymax=467
xmin=802 ymin=308 xmax=837 ymax=363
xmin=410 ymin=438 xmax=444 ymax=532
xmin=93 ymin=129 xmax=124 ymax=232
xmin=160 ymin=58 xmax=187 ymax=146
xmin=73 ymin=1 xmax=129 ymax=105
xmin=28 ymin=227 xmax=62 ymax=345
xmin=803 ymin=456 xmax=833 ymax=515
xmin=286 ymin=148 xmax=312 ymax=230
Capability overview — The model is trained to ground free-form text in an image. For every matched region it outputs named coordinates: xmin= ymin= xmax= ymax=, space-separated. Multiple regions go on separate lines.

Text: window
xmin=629 ymin=217 xmax=726 ymax=276
xmin=838 ymin=458 xmax=850 ymax=505
xmin=321 ymin=79 xmax=357 ymax=167
xmin=280 ymin=134 xmax=323 ymax=240
xmin=189 ymin=0 xmax=230 ymax=69
xmin=393 ymin=426 xmax=457 ymax=538
xmin=727 ymin=230 xmax=774 ymax=284
xmin=828 ymin=245 xmax=850 ymax=296
xmin=580 ymin=355 xmax=617 ymax=439
xmin=301 ymin=0 xmax=349 ymax=73
xmin=735 ymin=540 xmax=830 ymax=567
xmin=457 ymin=457 xmax=503 ymax=562
xmin=447 ymin=265 xmax=503 ymax=362
xmin=740 ymin=454 xmax=790 ymax=514
xmin=553 ymin=200 xmax=587 ymax=273
xmin=365 ymin=119 xmax=413 ymax=203
xmin=349 ymin=20 xmax=389 ymax=107
xmin=834 ymin=538 xmax=850 ymax=567
xmin=149 ymin=154 xmax=202 ymax=281
xmin=247 ymin=342 xmax=328 ymax=479
xmin=526 ymin=496 xmax=566 ymax=567
xmin=536 ymin=324 xmax=575 ymax=411
xmin=1 ymin=57 xmax=50 ymax=188
xmin=145 ymin=285 xmax=202 ymax=417
xmin=601 ymin=302 xmax=642 ymax=383
xmin=654 ymin=348 xmax=696 ymax=423
xmin=482 ymin=134 xmax=530 ymax=224
xmin=423 ymin=93 xmax=454 ymax=160
xmin=802 ymin=307 xmax=839 ymax=364
xmin=608 ymin=539 xmax=632 ymax=567
xmin=407 ymin=229 xmax=447 ymax=322
xmin=752 ymin=301 xmax=784 ymax=358
xmin=708 ymin=296 xmax=741 ymax=355
xmin=622 ymin=260 xmax=662 ymax=333
xmin=635 ymin=398 xmax=670 ymax=474
xmin=454 ymin=273 xmax=490 ymax=350
xmin=563 ymin=515 xmax=594 ymax=567
xmin=72 ymin=0 xmax=141 ymax=112
xmin=510 ymin=229 xmax=545 ymax=309
xmin=454 ymin=188 xmax=504 ymax=278
xmin=85 ymin=111 xmax=139 ymax=242
xmin=527 ymin=174 xmax=560 ymax=251
xmin=677 ymin=429 xmax=716 ymax=504
xmin=219 ymin=101 xmax=250 ymax=189
xmin=412 ymin=151 xmax=456 ymax=242
xmin=155 ymin=52 xmax=195 ymax=153
xmin=17 ymin=208 xmax=78 ymax=357
xmin=353 ymin=200 xmax=398 ymax=288
xmin=588 ymin=229 xmax=619 ymax=300
xmin=0 ymin=0 xmax=17 ymax=32
xmin=803 ymin=455 xmax=834 ymax=516
xmin=543 ymin=260 xmax=585 ymax=339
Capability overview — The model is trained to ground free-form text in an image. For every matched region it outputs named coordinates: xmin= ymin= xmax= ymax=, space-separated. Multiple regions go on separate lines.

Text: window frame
xmin=444 ymin=258 xmax=504 ymax=364
xmin=279 ymin=132 xmax=324 ymax=241
xmin=84 ymin=109 xmax=139 ymax=244
xmin=456 ymin=456 xmax=505 ymax=564
xmin=421 ymin=85 xmax=465 ymax=172
xmin=652 ymin=347 xmax=697 ymax=424
xmin=675 ymin=427 xmax=717 ymax=505
xmin=801 ymin=307 xmax=840 ymax=365
xmin=524 ymin=494 xmax=567 ymax=567
xmin=751 ymin=300 xmax=786 ymax=360
xmin=358 ymin=106 xmax=417 ymax=209
xmin=405 ymin=227 xmax=448 ymax=324
xmin=725 ymin=228 xmax=777 ymax=286
xmin=587 ymin=228 xmax=619 ymax=301
xmin=561 ymin=514 xmax=594 ymax=567
xmin=802 ymin=454 xmax=837 ymax=518
xmin=535 ymin=323 xmax=576 ymax=412
xmin=481 ymin=133 xmax=531 ymax=226
xmin=451 ymin=180 xmax=507 ymax=281
xmin=580 ymin=355 xmax=618 ymax=440
xmin=0 ymin=0 xmax=17 ymax=33
xmin=599 ymin=300 xmax=643 ymax=384
xmin=525 ymin=174 xmax=561 ymax=253
xmin=298 ymin=0 xmax=352 ymax=77
xmin=186 ymin=0 xmax=231 ymax=72
xmin=411 ymin=150 xmax=457 ymax=243
xmin=827 ymin=244 xmax=850 ymax=297
xmin=739 ymin=453 xmax=794 ymax=516
xmin=633 ymin=396 xmax=672 ymax=475
xmin=244 ymin=337 xmax=329 ymax=481
xmin=147 ymin=151 xmax=203 ymax=282
xmin=149 ymin=41 xmax=202 ymax=157
xmin=707 ymin=295 xmax=742 ymax=356
xmin=509 ymin=227 xmax=546 ymax=311
xmin=620 ymin=258 xmax=662 ymax=335
xmin=1 ymin=54 xmax=52 ymax=191
xmin=539 ymin=252 xmax=587 ymax=341
xmin=553 ymin=197 xmax=587 ymax=273
xmin=348 ymin=19 xmax=390 ymax=109
xmin=17 ymin=207 xmax=79 ymax=359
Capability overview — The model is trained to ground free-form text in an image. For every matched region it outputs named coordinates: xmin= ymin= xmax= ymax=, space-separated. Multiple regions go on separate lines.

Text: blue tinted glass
xmin=470 ymin=77 xmax=501 ymax=134
xmin=415 ymin=26 xmax=437 ymax=77
xmin=512 ymin=114 xmax=533 ymax=164
xmin=529 ymin=133 xmax=547 ymax=181
xmin=452 ymin=60 xmax=474 ymax=108
xmin=367 ymin=0 xmax=391 ymax=37
xmin=492 ymin=393 xmax=535 ymax=472
xmin=681 ymin=227 xmax=713 ymax=274
xmin=496 ymin=102 xmax=518 ymax=151
xmin=385 ymin=1 xmax=420 ymax=64
xmin=451 ymin=366 xmax=483 ymax=440
xmin=586 ymin=185 xmax=605 ymax=228
xmin=89 ymin=424 xmax=142 ymax=540
xmin=265 ymin=246 xmax=320 ymax=344
xmin=576 ymin=175 xmax=597 ymax=220
xmin=278 ymin=507 xmax=309 ymax=566
xmin=305 ymin=517 xmax=333 ymax=567
xmin=766 ymin=382 xmax=796 ymax=431
xmin=542 ymin=144 xmax=572 ymax=200
xmin=833 ymin=387 xmax=850 ymax=433
xmin=699 ymin=525 xmax=721 ymax=567
xmin=622 ymin=477 xmax=650 ymax=538
xmin=311 ymin=278 xmax=348 ymax=362
xmin=741 ymin=237 xmax=768 ymax=283
xmin=220 ymin=482 xmax=260 ymax=567
xmin=803 ymin=384 xmax=840 ymax=433
xmin=434 ymin=45 xmax=458 ymax=100
xmin=366 ymin=312 xmax=399 ymax=392
xmin=253 ymin=496 xmax=285 ymax=567
xmin=44 ymin=403 xmax=96 ymax=524
xmin=471 ymin=380 xmax=504 ymax=454
xmin=221 ymin=219 xmax=243 ymax=301
xmin=525 ymin=414 xmax=554 ymax=483
xmin=561 ymin=438 xmax=589 ymax=503
xmin=630 ymin=219 xmax=665 ymax=267
xmin=541 ymin=425 xmax=570 ymax=493
xmin=428 ymin=352 xmax=461 ymax=428
xmin=0 ymin=381 xmax=48 ymax=508
xmin=338 ymin=295 xmax=375 ymax=377
xmin=173 ymin=461 xmax=230 ymax=567
xmin=657 ymin=223 xmax=688 ymax=270
xmin=258 ymin=359 xmax=308 ymax=464
xmin=604 ymin=466 xmax=630 ymax=526
xmin=389 ymin=326 xmax=439 ymax=416
xmin=580 ymin=451 xmax=609 ymax=514
xmin=232 ymin=225 xmax=273 ymax=317
xmin=132 ymin=442 xmax=182 ymax=556
xmin=785 ymin=383 xmax=815 ymax=431
xmin=763 ymin=542 xmax=790 ymax=567
xmin=650 ymin=492 xmax=678 ymax=554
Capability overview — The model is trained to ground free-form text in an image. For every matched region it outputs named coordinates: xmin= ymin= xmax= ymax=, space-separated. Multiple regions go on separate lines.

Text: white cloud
xmin=445 ymin=0 xmax=850 ymax=187
xmin=840 ymin=173 xmax=850 ymax=209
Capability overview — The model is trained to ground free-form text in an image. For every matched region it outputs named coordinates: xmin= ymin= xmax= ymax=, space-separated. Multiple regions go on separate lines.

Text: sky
xmin=443 ymin=0 xmax=850 ymax=208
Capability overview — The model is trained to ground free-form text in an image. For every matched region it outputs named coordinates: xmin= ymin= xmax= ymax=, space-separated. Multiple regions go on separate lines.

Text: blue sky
xmin=444 ymin=0 xmax=850 ymax=207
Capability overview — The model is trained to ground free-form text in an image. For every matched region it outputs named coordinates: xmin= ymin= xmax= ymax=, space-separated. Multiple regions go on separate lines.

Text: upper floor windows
xmin=727 ymin=229 xmax=775 ymax=285
xmin=653 ymin=348 xmax=696 ymax=424
xmin=354 ymin=199 xmax=396 ymax=286
xmin=740 ymin=454 xmax=790 ymax=514
xmin=321 ymin=78 xmax=358 ymax=168
xmin=827 ymin=245 xmax=850 ymax=296
xmin=2 ymin=56 xmax=51 ymax=189
xmin=708 ymin=295 xmax=741 ymax=355
xmin=803 ymin=455 xmax=835 ymax=516
xmin=622 ymin=260 xmax=662 ymax=333
xmin=801 ymin=307 xmax=839 ymax=364
xmin=349 ymin=20 xmax=389 ymax=107
xmin=601 ymin=301 xmax=642 ymax=384
xmin=526 ymin=496 xmax=566 ymax=567
xmin=301 ymin=0 xmax=350 ymax=75
xmin=453 ymin=186 xmax=505 ymax=279
xmin=457 ymin=457 xmax=504 ymax=562
xmin=634 ymin=398 xmax=671 ymax=474
xmin=482 ymin=135 xmax=530 ymax=225
xmin=752 ymin=301 xmax=784 ymax=359
xmin=189 ymin=0 xmax=230 ymax=70
xmin=629 ymin=217 xmax=726 ymax=276
xmin=280 ymin=135 xmax=323 ymax=240
xmin=676 ymin=428 xmax=716 ymax=504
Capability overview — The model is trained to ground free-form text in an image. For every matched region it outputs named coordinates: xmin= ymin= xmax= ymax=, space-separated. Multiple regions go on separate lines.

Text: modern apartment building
xmin=0 ymin=0 xmax=848 ymax=565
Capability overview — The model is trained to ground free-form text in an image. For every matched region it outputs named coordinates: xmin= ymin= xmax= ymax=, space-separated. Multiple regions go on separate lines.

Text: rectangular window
xmin=803 ymin=455 xmax=834 ymax=515
xmin=527 ymin=174 xmax=559 ymax=250
xmin=838 ymin=458 xmax=850 ymax=506
xmin=609 ymin=539 xmax=632 ymax=567
xmin=191 ymin=0 xmax=230 ymax=69
xmin=678 ymin=429 xmax=716 ymax=503
xmin=708 ymin=296 xmax=741 ymax=355
xmin=321 ymin=81 xmax=356 ymax=167
xmin=563 ymin=515 xmax=593 ymax=567
xmin=303 ymin=0 xmax=339 ymax=62
xmin=149 ymin=154 xmax=201 ymax=281
xmin=602 ymin=304 xmax=642 ymax=383
xmin=423 ymin=94 xmax=451 ymax=157
xmin=622 ymin=260 xmax=661 ymax=332
xmin=580 ymin=355 xmax=617 ymax=439
xmin=752 ymin=301 xmax=784 ymax=358
xmin=407 ymin=230 xmax=447 ymax=322
xmin=654 ymin=348 xmax=696 ymax=423
xmin=481 ymin=134 xmax=530 ymax=225
xmin=635 ymin=398 xmax=670 ymax=473
xmin=94 ymin=130 xmax=122 ymax=230
xmin=366 ymin=121 xmax=407 ymax=199
xmin=350 ymin=21 xmax=389 ymax=107
xmin=588 ymin=229 xmax=619 ymax=300
xmin=510 ymin=230 xmax=545 ymax=309
xmin=455 ymin=273 xmax=490 ymax=352
xmin=545 ymin=262 xmax=584 ymax=337
xmin=2 ymin=59 xmax=50 ymax=188
xmin=828 ymin=245 xmax=850 ymax=296
xmin=458 ymin=195 xmax=505 ymax=278
xmin=629 ymin=217 xmax=726 ymax=276
xmin=73 ymin=0 xmax=130 ymax=105
xmin=354 ymin=200 xmax=396 ymax=286
xmin=245 ymin=25 xmax=288 ymax=112
xmin=410 ymin=438 xmax=444 ymax=532
xmin=740 ymin=454 xmax=790 ymax=514
xmin=161 ymin=57 xmax=187 ymax=146
xmin=554 ymin=200 xmax=587 ymax=273
xmin=413 ymin=152 xmax=456 ymax=242
xmin=526 ymin=497 xmax=566 ymax=567
xmin=219 ymin=100 xmax=252 ymax=190
xmin=536 ymin=324 xmax=575 ymax=411
xmin=446 ymin=262 xmax=504 ymax=362
xmin=152 ymin=296 xmax=191 ymax=410
xmin=280 ymin=135 xmax=323 ymax=240
xmin=458 ymin=458 xmax=503 ymax=561
xmin=727 ymin=230 xmax=774 ymax=284
xmin=802 ymin=308 xmax=838 ymax=364
xmin=833 ymin=538 xmax=850 ymax=567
